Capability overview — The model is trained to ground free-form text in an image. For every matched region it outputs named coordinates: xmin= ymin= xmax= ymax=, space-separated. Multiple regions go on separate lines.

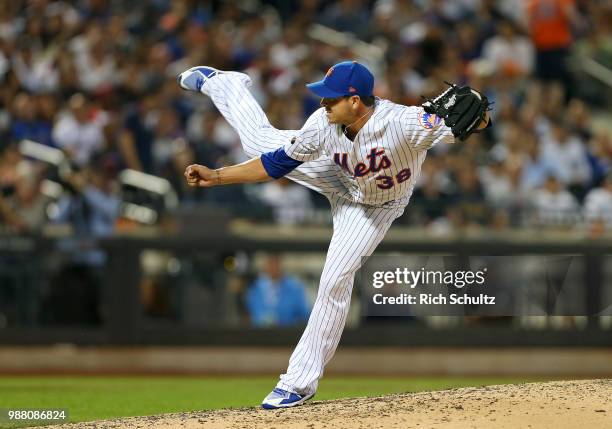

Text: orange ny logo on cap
xmin=326 ymin=67 xmax=334 ymax=77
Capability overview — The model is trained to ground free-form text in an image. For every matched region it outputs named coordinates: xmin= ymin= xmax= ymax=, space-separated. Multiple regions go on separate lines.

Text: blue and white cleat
xmin=261 ymin=388 xmax=314 ymax=409
xmin=177 ymin=66 xmax=221 ymax=92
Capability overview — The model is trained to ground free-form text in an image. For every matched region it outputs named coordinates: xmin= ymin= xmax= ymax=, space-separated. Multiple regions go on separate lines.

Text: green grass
xmin=0 ymin=375 xmax=547 ymax=428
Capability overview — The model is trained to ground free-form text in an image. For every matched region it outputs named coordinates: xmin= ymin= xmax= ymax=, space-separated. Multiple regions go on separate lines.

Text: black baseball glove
xmin=422 ymin=82 xmax=492 ymax=141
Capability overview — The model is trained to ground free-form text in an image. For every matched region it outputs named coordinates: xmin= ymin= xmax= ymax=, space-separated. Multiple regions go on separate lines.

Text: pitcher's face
xmin=320 ymin=96 xmax=360 ymax=125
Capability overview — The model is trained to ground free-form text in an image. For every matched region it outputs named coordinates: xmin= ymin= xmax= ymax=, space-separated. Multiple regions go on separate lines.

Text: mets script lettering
xmin=333 ymin=148 xmax=411 ymax=189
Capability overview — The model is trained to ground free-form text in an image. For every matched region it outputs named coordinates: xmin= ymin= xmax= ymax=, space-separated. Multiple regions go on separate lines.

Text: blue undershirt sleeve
xmin=260 ymin=147 xmax=303 ymax=179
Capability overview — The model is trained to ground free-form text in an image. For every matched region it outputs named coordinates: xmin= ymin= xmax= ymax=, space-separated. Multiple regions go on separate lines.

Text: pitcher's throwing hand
xmin=184 ymin=164 xmax=217 ymax=187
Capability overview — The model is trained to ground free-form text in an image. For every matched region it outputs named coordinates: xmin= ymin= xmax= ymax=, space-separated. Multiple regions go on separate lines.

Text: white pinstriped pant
xmin=203 ymin=73 xmax=404 ymax=395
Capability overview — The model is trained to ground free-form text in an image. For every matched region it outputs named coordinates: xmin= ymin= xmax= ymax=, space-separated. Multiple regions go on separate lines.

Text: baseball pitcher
xmin=177 ymin=61 xmax=491 ymax=409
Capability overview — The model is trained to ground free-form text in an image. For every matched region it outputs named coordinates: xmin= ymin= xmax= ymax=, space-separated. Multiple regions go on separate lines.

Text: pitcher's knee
xmin=317 ymin=272 xmax=356 ymax=297
xmin=321 ymin=265 xmax=359 ymax=284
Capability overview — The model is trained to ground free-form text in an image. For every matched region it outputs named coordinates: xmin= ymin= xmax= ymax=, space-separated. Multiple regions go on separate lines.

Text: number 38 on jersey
xmin=333 ymin=147 xmax=411 ymax=190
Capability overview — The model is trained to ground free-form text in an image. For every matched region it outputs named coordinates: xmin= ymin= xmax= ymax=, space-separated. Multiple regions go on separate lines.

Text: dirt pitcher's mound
xmin=55 ymin=380 xmax=610 ymax=429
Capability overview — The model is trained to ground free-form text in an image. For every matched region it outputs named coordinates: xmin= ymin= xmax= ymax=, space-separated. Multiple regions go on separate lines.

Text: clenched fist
xmin=184 ymin=164 xmax=218 ymax=187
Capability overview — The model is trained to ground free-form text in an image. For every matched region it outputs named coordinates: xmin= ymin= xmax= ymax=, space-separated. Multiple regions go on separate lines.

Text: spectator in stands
xmin=583 ymin=172 xmax=612 ymax=234
xmin=10 ymin=92 xmax=53 ymax=146
xmin=52 ymin=93 xmax=107 ymax=167
xmin=151 ymin=107 xmax=185 ymax=174
xmin=73 ymin=36 xmax=118 ymax=95
xmin=526 ymin=0 xmax=582 ymax=91
xmin=412 ymin=156 xmax=453 ymax=224
xmin=121 ymin=95 xmax=157 ymax=174
xmin=479 ymin=155 xmax=516 ymax=209
xmin=318 ymin=0 xmax=371 ymax=40
xmin=11 ymin=39 xmax=60 ymax=94
xmin=455 ymin=21 xmax=483 ymax=63
xmin=566 ymin=98 xmax=593 ymax=141
xmin=0 ymin=160 xmax=48 ymax=232
xmin=451 ymin=162 xmax=489 ymax=226
xmin=587 ymin=132 xmax=612 ymax=186
xmin=530 ymin=175 xmax=580 ymax=227
xmin=149 ymin=106 xmax=202 ymax=200
xmin=246 ymin=254 xmax=311 ymax=327
xmin=481 ymin=18 xmax=534 ymax=78
xmin=186 ymin=111 xmax=230 ymax=168
xmin=52 ymin=159 xmax=120 ymax=246
xmin=540 ymin=121 xmax=592 ymax=193
xmin=0 ymin=3 xmax=21 ymax=43
xmin=519 ymin=133 xmax=555 ymax=192
xmin=0 ymin=143 xmax=20 ymax=187
xmin=269 ymin=25 xmax=310 ymax=78
xmin=256 ymin=178 xmax=315 ymax=226
xmin=51 ymin=164 xmax=120 ymax=240
xmin=140 ymin=42 xmax=173 ymax=94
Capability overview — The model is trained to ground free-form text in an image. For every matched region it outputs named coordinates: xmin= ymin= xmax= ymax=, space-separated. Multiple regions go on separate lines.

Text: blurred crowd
xmin=0 ymin=0 xmax=611 ymax=238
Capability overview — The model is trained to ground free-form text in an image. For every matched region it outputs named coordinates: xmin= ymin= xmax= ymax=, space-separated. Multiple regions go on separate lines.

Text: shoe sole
xmin=261 ymin=393 xmax=315 ymax=410
xmin=177 ymin=67 xmax=220 ymax=91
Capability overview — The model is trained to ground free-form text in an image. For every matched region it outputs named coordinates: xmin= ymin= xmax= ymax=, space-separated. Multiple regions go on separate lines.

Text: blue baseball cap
xmin=306 ymin=61 xmax=374 ymax=98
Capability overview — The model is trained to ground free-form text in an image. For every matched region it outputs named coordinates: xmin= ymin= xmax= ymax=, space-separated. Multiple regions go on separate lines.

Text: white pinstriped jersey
xmin=196 ymin=71 xmax=458 ymax=397
xmin=284 ymin=99 xmax=455 ymax=207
